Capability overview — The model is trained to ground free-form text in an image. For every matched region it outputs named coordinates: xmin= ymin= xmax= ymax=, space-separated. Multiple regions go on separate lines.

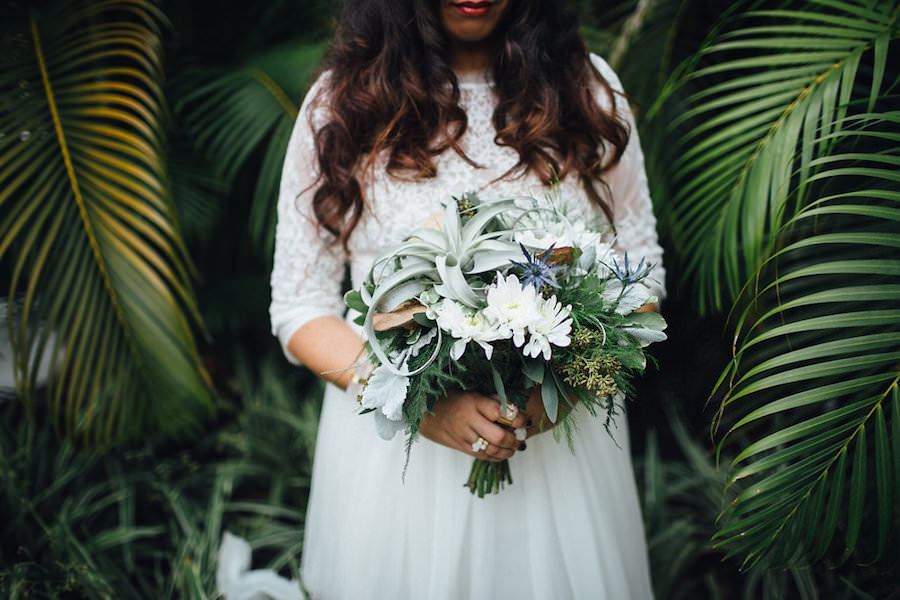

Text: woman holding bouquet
xmin=268 ymin=0 xmax=665 ymax=597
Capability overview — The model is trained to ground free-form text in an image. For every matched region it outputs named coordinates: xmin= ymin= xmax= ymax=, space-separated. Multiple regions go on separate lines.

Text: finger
xmin=507 ymin=412 xmax=527 ymax=429
xmin=468 ymin=422 xmax=517 ymax=460
xmin=494 ymin=419 xmax=528 ymax=444
xmin=475 ymin=395 xmax=505 ymax=422
xmin=477 ymin=420 xmax=520 ymax=454
xmin=495 ymin=401 xmax=520 ymax=427
xmin=482 ymin=441 xmax=515 ymax=461
xmin=466 ymin=433 xmax=512 ymax=462
xmin=477 ymin=396 xmax=525 ymax=429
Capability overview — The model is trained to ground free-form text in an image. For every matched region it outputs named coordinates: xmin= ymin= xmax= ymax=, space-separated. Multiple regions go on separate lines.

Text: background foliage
xmin=657 ymin=0 xmax=900 ymax=573
xmin=1 ymin=0 xmax=898 ymax=597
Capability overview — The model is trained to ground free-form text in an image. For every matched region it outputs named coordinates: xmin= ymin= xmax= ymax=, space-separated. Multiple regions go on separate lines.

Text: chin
xmin=442 ymin=0 xmax=510 ymax=45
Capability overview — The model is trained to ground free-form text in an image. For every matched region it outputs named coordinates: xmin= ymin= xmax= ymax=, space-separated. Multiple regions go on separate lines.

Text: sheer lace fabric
xmin=264 ymin=55 xmax=659 ymax=600
xmin=270 ymin=55 xmax=665 ymax=363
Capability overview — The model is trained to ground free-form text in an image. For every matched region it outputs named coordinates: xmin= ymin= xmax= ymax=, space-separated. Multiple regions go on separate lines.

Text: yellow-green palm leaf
xmin=713 ymin=113 xmax=900 ymax=568
xmin=659 ymin=0 xmax=900 ymax=569
xmin=0 ymin=0 xmax=213 ymax=444
xmin=668 ymin=0 xmax=898 ymax=311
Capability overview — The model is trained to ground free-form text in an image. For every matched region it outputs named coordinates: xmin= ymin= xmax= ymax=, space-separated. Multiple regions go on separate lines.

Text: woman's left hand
xmin=519 ymin=386 xmax=575 ymax=439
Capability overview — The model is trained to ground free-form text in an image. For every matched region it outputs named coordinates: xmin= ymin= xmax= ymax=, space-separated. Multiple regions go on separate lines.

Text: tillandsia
xmin=345 ymin=189 xmax=667 ymax=496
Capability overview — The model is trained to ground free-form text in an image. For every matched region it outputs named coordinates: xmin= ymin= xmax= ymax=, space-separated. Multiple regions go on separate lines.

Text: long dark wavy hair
xmin=310 ymin=0 xmax=630 ymax=247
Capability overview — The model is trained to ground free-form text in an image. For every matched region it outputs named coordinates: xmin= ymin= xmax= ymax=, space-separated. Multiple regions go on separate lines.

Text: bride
xmin=246 ymin=0 xmax=665 ymax=598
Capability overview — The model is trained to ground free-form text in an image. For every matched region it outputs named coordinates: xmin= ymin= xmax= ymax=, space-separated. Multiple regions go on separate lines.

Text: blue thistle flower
xmin=608 ymin=253 xmax=654 ymax=285
xmin=510 ymin=243 xmax=563 ymax=290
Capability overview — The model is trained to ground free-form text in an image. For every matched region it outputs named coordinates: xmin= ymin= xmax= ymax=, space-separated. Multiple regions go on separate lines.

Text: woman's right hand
xmin=418 ymin=391 xmax=527 ymax=462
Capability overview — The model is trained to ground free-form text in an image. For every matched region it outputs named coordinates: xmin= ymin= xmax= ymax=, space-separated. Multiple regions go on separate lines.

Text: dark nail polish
xmin=518 ymin=442 xmax=527 ymax=451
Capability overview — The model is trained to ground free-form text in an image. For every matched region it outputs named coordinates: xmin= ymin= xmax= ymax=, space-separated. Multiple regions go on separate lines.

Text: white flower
xmin=373 ymin=411 xmax=408 ymax=440
xmin=433 ymin=299 xmax=507 ymax=360
xmin=483 ymin=273 xmax=540 ymax=347
xmin=360 ymin=363 xmax=410 ymax=434
xmin=514 ymin=228 xmax=561 ymax=251
xmin=482 ymin=273 xmax=572 ymax=360
xmin=512 ymin=211 xmax=616 ymax=278
xmin=512 ymin=202 xmax=592 ymax=250
xmin=522 ymin=294 xmax=572 ymax=360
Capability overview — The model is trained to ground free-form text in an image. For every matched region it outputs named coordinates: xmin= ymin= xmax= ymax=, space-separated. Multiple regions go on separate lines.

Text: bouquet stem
xmin=466 ymin=458 xmax=512 ymax=497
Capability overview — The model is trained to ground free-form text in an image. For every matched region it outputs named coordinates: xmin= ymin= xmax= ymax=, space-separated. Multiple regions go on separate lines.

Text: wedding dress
xmin=259 ymin=54 xmax=663 ymax=600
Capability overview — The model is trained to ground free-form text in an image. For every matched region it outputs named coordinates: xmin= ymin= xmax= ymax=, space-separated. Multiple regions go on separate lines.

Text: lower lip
xmin=454 ymin=3 xmax=491 ymax=17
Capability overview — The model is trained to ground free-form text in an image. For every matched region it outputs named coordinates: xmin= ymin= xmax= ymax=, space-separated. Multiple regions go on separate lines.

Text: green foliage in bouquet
xmin=347 ymin=191 xmax=667 ymax=496
xmin=551 ymin=269 xmax=664 ymax=425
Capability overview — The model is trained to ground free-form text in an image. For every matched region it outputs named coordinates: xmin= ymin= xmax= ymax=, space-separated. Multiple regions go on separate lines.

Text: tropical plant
xmin=0 ymin=0 xmax=213 ymax=444
xmin=173 ymin=41 xmax=327 ymax=260
xmin=637 ymin=409 xmax=826 ymax=600
xmin=658 ymin=0 xmax=900 ymax=568
xmin=7 ymin=0 xmax=899 ymax=591
xmin=0 ymin=346 xmax=320 ymax=599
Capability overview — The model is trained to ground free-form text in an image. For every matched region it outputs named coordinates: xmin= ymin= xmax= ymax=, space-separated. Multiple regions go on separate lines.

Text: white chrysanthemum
xmin=513 ymin=215 xmax=617 ymax=278
xmin=483 ymin=273 xmax=540 ymax=347
xmin=433 ymin=299 xmax=508 ymax=360
xmin=514 ymin=218 xmax=590 ymax=251
xmin=522 ymin=295 xmax=572 ymax=360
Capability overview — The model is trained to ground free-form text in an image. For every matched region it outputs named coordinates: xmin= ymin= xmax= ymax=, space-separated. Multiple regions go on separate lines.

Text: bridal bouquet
xmin=345 ymin=190 xmax=666 ymax=496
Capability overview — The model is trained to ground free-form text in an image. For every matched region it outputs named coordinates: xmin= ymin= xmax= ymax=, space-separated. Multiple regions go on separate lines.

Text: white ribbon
xmin=216 ymin=532 xmax=303 ymax=600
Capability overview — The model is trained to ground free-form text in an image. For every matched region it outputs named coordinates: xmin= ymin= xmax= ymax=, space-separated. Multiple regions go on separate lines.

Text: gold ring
xmin=471 ymin=436 xmax=489 ymax=453
xmin=496 ymin=402 xmax=519 ymax=426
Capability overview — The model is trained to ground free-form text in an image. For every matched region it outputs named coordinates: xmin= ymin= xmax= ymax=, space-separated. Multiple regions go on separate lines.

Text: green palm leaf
xmin=668 ymin=0 xmax=898 ymax=311
xmin=712 ymin=114 xmax=900 ymax=568
xmin=168 ymin=139 xmax=228 ymax=245
xmin=0 ymin=0 xmax=213 ymax=444
xmin=174 ymin=42 xmax=326 ymax=259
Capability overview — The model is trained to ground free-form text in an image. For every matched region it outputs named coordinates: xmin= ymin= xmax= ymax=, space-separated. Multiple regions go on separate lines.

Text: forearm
xmin=286 ymin=316 xmax=366 ymax=390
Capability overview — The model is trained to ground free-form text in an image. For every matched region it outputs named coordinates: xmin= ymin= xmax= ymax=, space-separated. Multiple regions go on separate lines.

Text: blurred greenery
xmin=1 ymin=0 xmax=899 ymax=597
xmin=0 ymin=345 xmax=320 ymax=599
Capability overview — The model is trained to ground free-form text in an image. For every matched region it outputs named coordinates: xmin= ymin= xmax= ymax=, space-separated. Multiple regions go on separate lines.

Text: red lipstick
xmin=453 ymin=1 xmax=493 ymax=17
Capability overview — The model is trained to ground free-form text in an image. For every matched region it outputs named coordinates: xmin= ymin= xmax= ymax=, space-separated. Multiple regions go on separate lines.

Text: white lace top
xmin=270 ymin=55 xmax=665 ymax=363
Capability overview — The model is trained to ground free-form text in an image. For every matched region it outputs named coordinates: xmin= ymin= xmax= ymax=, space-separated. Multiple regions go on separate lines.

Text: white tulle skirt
xmin=300 ymin=382 xmax=654 ymax=600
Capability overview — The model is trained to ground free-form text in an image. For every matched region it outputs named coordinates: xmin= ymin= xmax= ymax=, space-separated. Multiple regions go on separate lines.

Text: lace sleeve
xmin=269 ymin=74 xmax=347 ymax=364
xmin=591 ymin=55 xmax=666 ymax=301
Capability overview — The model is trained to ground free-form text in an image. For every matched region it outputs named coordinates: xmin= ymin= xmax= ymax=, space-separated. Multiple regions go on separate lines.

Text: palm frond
xmin=174 ymin=42 xmax=326 ymax=259
xmin=0 ymin=0 xmax=213 ymax=445
xmin=713 ymin=113 xmax=900 ymax=568
xmin=167 ymin=139 xmax=229 ymax=245
xmin=668 ymin=0 xmax=898 ymax=311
